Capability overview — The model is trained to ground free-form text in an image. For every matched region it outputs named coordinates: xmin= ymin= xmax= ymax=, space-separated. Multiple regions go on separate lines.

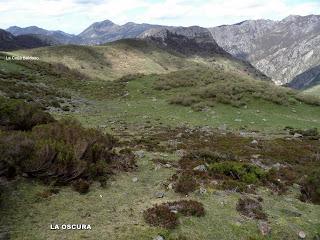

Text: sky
xmin=0 ymin=0 xmax=319 ymax=34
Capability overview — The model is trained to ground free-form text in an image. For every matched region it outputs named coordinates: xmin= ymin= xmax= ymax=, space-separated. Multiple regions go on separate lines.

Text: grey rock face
xmin=140 ymin=26 xmax=227 ymax=57
xmin=209 ymin=15 xmax=320 ymax=87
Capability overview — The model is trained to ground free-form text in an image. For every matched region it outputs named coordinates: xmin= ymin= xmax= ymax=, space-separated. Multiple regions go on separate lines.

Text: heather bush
xmin=0 ymin=97 xmax=54 ymax=130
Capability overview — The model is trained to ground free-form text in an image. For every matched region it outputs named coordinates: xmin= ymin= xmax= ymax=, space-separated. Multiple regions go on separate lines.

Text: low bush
xmin=209 ymin=162 xmax=265 ymax=184
xmin=73 ymin=179 xmax=90 ymax=194
xmin=144 ymin=200 xmax=205 ymax=229
xmin=167 ymin=200 xmax=205 ymax=217
xmin=0 ymin=117 xmax=136 ymax=189
xmin=144 ymin=204 xmax=178 ymax=229
xmin=0 ymin=97 xmax=54 ymax=130
xmin=236 ymin=197 xmax=267 ymax=220
xmin=185 ymin=149 xmax=236 ymax=164
xmin=300 ymin=169 xmax=320 ymax=204
xmin=174 ymin=173 xmax=198 ymax=194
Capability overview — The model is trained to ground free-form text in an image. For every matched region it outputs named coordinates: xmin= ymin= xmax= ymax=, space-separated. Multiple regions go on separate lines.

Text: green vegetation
xmin=1 ymin=41 xmax=320 ymax=240
xmin=0 ymin=98 xmax=135 ymax=190
xmin=0 ymin=96 xmax=54 ymax=130
xmin=209 ymin=162 xmax=266 ymax=184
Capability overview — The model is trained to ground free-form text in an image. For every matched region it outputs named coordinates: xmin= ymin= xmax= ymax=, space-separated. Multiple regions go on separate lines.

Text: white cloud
xmin=0 ymin=0 xmax=319 ymax=33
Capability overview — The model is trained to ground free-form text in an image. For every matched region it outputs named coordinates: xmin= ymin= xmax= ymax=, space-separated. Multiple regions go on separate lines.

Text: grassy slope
xmin=13 ymin=39 xmax=267 ymax=82
xmin=1 ymin=44 xmax=320 ymax=239
xmin=69 ymin=72 xmax=320 ymax=133
xmin=12 ymin=40 xmax=196 ymax=81
xmin=1 ymin=153 xmax=319 ymax=240
xmin=305 ymin=84 xmax=320 ymax=96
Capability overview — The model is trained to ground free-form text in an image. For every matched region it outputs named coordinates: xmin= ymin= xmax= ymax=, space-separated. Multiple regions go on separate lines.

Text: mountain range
xmin=0 ymin=29 xmax=54 ymax=51
xmin=2 ymin=14 xmax=320 ymax=90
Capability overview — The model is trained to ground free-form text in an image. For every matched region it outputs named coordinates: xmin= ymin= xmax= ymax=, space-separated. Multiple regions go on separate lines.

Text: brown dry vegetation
xmin=236 ymin=197 xmax=267 ymax=220
xmin=127 ymin=125 xmax=320 ymax=203
xmin=144 ymin=200 xmax=205 ymax=229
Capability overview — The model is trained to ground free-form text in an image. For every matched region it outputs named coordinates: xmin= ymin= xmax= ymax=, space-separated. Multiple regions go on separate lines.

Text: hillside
xmin=0 ymin=29 xmax=54 ymax=51
xmin=288 ymin=65 xmax=320 ymax=90
xmin=1 ymin=24 xmax=320 ymax=240
xmin=78 ymin=20 xmax=166 ymax=45
xmin=14 ymin=35 xmax=268 ymax=81
xmin=209 ymin=15 xmax=320 ymax=86
xmin=1 ymin=51 xmax=320 ymax=239
xmin=7 ymin=26 xmax=82 ymax=45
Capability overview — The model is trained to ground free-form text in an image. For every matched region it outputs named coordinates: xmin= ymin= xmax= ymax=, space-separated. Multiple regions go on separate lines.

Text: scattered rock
xmin=251 ymin=154 xmax=261 ymax=159
xmin=272 ymin=162 xmax=282 ymax=171
xmin=199 ymin=187 xmax=207 ymax=195
xmin=299 ymin=231 xmax=306 ymax=239
xmin=153 ymin=235 xmax=165 ymax=240
xmin=251 ymin=139 xmax=258 ymax=145
xmin=134 ymin=150 xmax=145 ymax=158
xmin=176 ymin=133 xmax=183 ymax=138
xmin=154 ymin=164 xmax=161 ymax=170
xmin=154 ymin=192 xmax=165 ymax=198
xmin=164 ymin=163 xmax=172 ymax=168
xmin=167 ymin=183 xmax=174 ymax=190
xmin=293 ymin=133 xmax=303 ymax=138
xmin=234 ymin=118 xmax=242 ymax=122
xmin=218 ymin=124 xmax=227 ymax=131
xmin=132 ymin=177 xmax=138 ymax=183
xmin=176 ymin=149 xmax=187 ymax=157
xmin=168 ymin=139 xmax=178 ymax=148
xmin=193 ymin=165 xmax=207 ymax=172
xmin=258 ymin=221 xmax=271 ymax=236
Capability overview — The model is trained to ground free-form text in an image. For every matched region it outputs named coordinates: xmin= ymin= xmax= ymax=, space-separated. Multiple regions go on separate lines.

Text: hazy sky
xmin=0 ymin=0 xmax=319 ymax=34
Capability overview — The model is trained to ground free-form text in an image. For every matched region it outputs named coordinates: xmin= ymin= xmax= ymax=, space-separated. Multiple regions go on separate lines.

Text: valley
xmin=1 ymin=17 xmax=320 ymax=240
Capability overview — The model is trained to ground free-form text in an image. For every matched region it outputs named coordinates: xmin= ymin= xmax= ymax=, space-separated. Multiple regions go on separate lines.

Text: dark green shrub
xmin=185 ymin=149 xmax=236 ymax=163
xmin=209 ymin=162 xmax=265 ymax=184
xmin=300 ymin=170 xmax=320 ymax=204
xmin=0 ymin=97 xmax=54 ymax=130
xmin=0 ymin=117 xmax=135 ymax=189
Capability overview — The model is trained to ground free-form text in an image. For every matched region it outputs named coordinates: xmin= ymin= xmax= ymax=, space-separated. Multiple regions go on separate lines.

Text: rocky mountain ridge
xmin=209 ymin=15 xmax=320 ymax=86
